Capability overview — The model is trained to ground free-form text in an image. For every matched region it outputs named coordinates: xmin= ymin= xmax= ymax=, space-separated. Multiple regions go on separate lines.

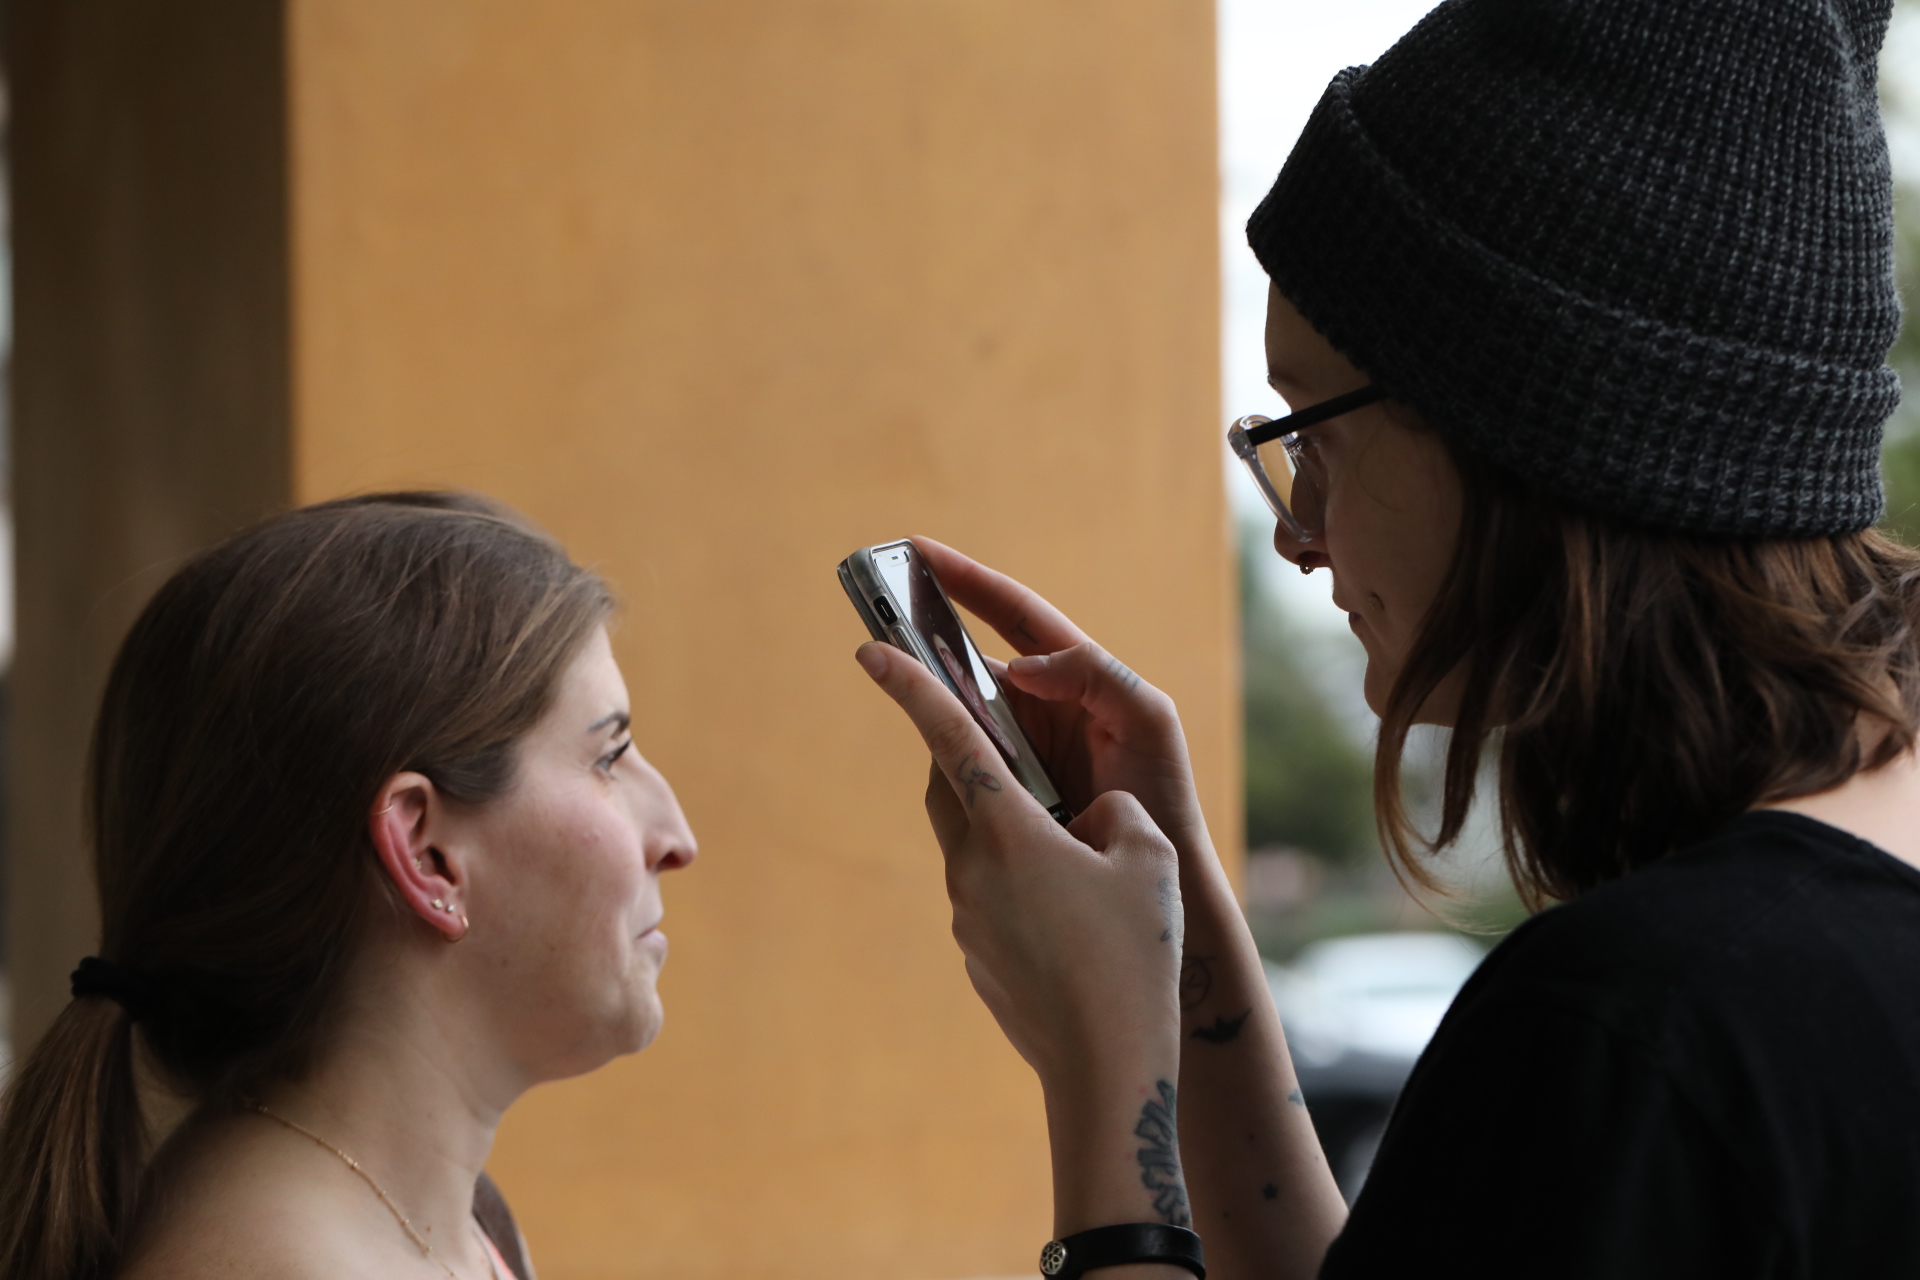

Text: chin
xmin=1361 ymin=668 xmax=1390 ymax=718
xmin=611 ymin=983 xmax=665 ymax=1057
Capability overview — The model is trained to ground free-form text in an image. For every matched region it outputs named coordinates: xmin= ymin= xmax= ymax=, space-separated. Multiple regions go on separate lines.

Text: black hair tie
xmin=70 ymin=956 xmax=160 ymax=1022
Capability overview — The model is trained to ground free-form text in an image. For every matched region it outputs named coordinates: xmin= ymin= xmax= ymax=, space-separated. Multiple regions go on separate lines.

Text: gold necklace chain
xmin=252 ymin=1102 xmax=480 ymax=1280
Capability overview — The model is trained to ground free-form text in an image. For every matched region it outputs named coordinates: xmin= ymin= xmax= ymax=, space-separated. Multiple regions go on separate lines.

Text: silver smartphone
xmin=840 ymin=540 xmax=1073 ymax=825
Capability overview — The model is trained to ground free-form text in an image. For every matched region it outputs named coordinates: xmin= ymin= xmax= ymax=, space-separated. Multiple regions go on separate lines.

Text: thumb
xmin=1066 ymin=788 xmax=1164 ymax=850
xmin=1069 ymin=791 xmax=1182 ymax=945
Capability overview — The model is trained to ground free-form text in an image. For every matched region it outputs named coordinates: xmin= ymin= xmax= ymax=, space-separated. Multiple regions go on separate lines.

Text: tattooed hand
xmin=902 ymin=537 xmax=1210 ymax=864
xmin=854 ymin=638 xmax=1182 ymax=1080
xmin=859 ymin=537 xmax=1349 ymax=1269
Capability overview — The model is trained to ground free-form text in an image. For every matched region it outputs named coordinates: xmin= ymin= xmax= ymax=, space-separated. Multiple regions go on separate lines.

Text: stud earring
xmin=431 ymin=898 xmax=445 ymax=910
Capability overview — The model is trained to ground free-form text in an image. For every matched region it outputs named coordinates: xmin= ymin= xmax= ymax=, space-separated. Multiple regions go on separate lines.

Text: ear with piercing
xmin=428 ymin=897 xmax=469 ymax=942
xmin=374 ymin=790 xmax=464 ymax=940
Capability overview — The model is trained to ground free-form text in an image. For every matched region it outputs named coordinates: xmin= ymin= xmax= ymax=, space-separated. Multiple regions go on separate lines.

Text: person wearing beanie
xmin=859 ymin=0 xmax=1920 ymax=1275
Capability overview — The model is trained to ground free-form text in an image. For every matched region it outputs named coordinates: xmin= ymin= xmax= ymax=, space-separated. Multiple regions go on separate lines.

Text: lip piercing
xmin=1300 ymin=563 xmax=1316 ymax=575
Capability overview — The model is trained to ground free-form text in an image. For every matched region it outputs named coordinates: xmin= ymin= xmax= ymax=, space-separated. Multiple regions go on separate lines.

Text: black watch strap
xmin=1038 ymin=1223 xmax=1206 ymax=1280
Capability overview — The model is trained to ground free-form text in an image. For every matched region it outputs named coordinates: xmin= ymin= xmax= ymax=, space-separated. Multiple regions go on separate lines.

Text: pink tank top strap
xmin=478 ymin=1224 xmax=514 ymax=1280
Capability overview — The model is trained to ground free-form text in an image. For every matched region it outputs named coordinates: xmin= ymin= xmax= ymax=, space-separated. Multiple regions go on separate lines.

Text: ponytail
xmin=0 ymin=995 xmax=145 ymax=1280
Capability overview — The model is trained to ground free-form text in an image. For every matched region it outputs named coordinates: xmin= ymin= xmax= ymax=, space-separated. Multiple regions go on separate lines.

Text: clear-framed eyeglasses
xmin=1227 ymin=384 xmax=1384 ymax=543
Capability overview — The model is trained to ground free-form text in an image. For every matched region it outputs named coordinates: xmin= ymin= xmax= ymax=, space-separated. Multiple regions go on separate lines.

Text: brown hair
xmin=0 ymin=491 xmax=613 ymax=1280
xmin=1376 ymin=450 xmax=1920 ymax=909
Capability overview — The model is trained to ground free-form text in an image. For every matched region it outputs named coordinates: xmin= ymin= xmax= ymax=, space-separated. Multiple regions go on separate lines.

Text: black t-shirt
xmin=1320 ymin=811 xmax=1920 ymax=1278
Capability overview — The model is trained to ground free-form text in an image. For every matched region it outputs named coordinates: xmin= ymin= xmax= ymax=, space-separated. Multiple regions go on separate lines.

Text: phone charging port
xmin=874 ymin=595 xmax=900 ymax=626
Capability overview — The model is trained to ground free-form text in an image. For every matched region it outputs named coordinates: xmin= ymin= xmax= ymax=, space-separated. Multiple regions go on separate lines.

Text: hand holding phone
xmin=839 ymin=539 xmax=1073 ymax=824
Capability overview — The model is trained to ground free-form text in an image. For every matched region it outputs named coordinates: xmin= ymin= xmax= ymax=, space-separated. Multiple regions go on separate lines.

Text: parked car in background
xmin=1266 ymin=931 xmax=1486 ymax=1201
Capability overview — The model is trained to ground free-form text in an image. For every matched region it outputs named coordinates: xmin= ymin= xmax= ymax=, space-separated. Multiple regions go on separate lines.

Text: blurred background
xmin=0 ymin=0 xmax=1917 ymax=1274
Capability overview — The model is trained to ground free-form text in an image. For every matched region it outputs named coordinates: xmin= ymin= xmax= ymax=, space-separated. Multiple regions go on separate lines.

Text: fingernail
xmin=855 ymin=642 xmax=889 ymax=679
xmin=1008 ymin=655 xmax=1046 ymax=674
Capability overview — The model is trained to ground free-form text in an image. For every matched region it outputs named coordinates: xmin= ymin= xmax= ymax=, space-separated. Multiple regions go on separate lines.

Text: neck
xmin=253 ymin=934 xmax=521 ymax=1273
xmin=1760 ymin=737 xmax=1920 ymax=871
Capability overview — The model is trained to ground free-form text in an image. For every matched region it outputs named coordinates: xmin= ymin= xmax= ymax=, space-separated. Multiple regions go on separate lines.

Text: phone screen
xmin=869 ymin=543 xmax=1067 ymax=816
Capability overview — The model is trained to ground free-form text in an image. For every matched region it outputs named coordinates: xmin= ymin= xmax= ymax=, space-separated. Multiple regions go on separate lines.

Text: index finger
xmin=909 ymin=535 xmax=1090 ymax=658
xmin=854 ymin=641 xmax=1037 ymax=823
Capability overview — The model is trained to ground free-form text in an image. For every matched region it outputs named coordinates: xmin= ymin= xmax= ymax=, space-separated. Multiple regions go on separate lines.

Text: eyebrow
xmin=587 ymin=710 xmax=631 ymax=735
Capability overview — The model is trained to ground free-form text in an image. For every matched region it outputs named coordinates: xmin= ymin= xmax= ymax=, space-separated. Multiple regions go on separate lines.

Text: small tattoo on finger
xmin=958 ymin=751 xmax=1003 ymax=808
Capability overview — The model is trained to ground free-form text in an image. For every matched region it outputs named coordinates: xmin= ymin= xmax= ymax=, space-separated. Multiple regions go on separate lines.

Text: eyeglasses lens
xmin=1249 ymin=434 xmax=1324 ymax=538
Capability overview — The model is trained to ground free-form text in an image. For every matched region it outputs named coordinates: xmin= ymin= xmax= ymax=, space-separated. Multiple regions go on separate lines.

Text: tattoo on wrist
xmin=1287 ymin=1086 xmax=1306 ymax=1108
xmin=1178 ymin=956 xmax=1213 ymax=1010
xmin=1191 ymin=1008 xmax=1250 ymax=1043
xmin=1135 ymin=1080 xmax=1192 ymax=1227
xmin=958 ymin=751 xmax=1003 ymax=808
xmin=1104 ymin=655 xmax=1143 ymax=691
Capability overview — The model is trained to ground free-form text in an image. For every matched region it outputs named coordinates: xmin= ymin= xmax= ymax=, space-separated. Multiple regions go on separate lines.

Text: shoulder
xmin=116 ymin=1184 xmax=350 ymax=1280
xmin=1456 ymin=810 xmax=1920 ymax=1037
xmin=1340 ymin=812 xmax=1920 ymax=1272
xmin=115 ymin=1114 xmax=392 ymax=1280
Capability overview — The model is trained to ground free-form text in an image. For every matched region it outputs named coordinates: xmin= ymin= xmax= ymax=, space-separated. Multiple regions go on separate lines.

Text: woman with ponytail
xmin=0 ymin=491 xmax=696 ymax=1279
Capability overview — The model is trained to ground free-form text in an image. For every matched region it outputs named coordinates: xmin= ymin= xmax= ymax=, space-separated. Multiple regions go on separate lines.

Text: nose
xmin=1272 ymin=521 xmax=1331 ymax=574
xmin=638 ymin=760 xmax=699 ymax=872
xmin=651 ymin=797 xmax=698 ymax=873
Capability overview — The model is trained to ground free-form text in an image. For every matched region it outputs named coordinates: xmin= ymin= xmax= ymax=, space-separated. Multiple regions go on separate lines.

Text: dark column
xmin=5 ymin=0 xmax=290 ymax=1049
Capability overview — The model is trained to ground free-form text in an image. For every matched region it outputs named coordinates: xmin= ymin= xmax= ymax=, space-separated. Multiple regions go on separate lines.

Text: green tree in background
xmin=1241 ymin=527 xmax=1376 ymax=864
xmin=1877 ymin=0 xmax=1920 ymax=540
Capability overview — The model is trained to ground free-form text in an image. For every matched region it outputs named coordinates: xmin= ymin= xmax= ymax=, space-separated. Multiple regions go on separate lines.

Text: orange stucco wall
xmin=289 ymin=3 xmax=1230 ymax=1277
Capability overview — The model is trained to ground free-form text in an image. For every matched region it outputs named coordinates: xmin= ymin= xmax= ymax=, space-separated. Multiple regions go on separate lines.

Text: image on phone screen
xmin=860 ymin=542 xmax=1070 ymax=822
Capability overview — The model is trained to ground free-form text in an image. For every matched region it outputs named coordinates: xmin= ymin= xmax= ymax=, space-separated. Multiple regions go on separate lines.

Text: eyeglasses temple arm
xmin=1241 ymin=384 xmax=1385 ymax=446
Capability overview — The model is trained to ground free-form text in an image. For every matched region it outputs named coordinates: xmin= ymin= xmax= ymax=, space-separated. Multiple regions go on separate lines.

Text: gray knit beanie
xmin=1248 ymin=0 xmax=1902 ymax=537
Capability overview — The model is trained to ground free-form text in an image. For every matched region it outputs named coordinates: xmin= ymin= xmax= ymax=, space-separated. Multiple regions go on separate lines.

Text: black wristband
xmin=1038 ymin=1224 xmax=1205 ymax=1280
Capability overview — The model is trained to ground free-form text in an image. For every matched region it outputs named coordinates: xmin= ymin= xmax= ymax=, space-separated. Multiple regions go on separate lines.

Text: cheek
xmin=1328 ymin=472 xmax=1459 ymax=643
xmin=497 ymin=797 xmax=649 ymax=955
